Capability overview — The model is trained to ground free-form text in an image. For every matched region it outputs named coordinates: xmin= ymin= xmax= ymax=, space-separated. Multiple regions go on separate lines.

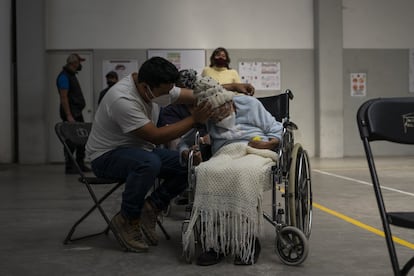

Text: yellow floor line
xmin=313 ymin=202 xmax=414 ymax=250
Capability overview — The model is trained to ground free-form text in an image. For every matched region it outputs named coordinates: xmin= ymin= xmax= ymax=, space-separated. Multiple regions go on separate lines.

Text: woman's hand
xmin=182 ymin=145 xmax=203 ymax=166
xmin=199 ymin=134 xmax=211 ymax=145
xmin=192 ymin=150 xmax=203 ymax=165
xmin=242 ymin=83 xmax=255 ymax=96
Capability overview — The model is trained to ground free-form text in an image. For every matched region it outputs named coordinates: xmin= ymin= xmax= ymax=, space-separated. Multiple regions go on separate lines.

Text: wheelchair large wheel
xmin=181 ymin=221 xmax=196 ymax=264
xmin=288 ymin=144 xmax=312 ymax=238
xmin=275 ymin=226 xmax=309 ymax=266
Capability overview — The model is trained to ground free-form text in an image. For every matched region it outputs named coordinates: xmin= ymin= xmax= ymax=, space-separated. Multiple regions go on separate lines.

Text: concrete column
xmin=314 ymin=0 xmax=344 ymax=157
xmin=16 ymin=0 xmax=47 ymax=163
xmin=0 ymin=0 xmax=13 ymax=163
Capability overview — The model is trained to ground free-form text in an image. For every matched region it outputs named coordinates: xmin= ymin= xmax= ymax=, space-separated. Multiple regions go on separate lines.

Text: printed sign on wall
xmin=350 ymin=73 xmax=367 ymax=97
xmin=238 ymin=61 xmax=281 ymax=91
xmin=147 ymin=49 xmax=206 ymax=75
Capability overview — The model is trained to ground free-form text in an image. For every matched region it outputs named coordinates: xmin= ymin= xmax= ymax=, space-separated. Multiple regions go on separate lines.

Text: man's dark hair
xmin=105 ymin=71 xmax=118 ymax=79
xmin=138 ymin=57 xmax=179 ymax=88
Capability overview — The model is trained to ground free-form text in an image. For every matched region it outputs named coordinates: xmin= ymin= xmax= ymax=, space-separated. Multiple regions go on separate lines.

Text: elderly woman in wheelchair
xmin=181 ymin=76 xmax=283 ymax=266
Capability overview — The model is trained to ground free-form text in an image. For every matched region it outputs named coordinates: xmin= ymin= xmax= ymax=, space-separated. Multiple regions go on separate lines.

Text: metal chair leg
xmin=157 ymin=219 xmax=171 ymax=240
xmin=63 ymin=182 xmax=123 ymax=244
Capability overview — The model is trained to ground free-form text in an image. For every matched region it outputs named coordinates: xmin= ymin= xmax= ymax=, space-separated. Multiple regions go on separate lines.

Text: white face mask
xmin=215 ymin=112 xmax=236 ymax=129
xmin=151 ymin=94 xmax=170 ymax=107
xmin=146 ymin=85 xmax=170 ymax=107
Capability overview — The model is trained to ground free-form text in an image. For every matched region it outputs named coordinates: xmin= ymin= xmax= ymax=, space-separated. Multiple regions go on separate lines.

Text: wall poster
xmin=238 ymin=61 xmax=281 ymax=91
xmin=147 ymin=49 xmax=206 ymax=75
xmin=350 ymin=72 xmax=367 ymax=97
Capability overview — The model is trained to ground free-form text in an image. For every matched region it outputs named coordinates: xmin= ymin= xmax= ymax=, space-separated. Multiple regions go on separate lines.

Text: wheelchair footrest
xmin=387 ymin=212 xmax=414 ymax=229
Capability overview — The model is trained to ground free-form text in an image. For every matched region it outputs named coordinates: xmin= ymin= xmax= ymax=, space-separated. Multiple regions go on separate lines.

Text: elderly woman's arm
xmin=248 ymin=137 xmax=279 ymax=150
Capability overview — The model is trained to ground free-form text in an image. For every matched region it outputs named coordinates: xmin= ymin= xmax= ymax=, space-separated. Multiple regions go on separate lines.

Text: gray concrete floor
xmin=1 ymin=157 xmax=414 ymax=276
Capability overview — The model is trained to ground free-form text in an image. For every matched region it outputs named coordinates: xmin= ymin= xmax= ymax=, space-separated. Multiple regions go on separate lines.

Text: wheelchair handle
xmin=194 ymin=130 xmax=200 ymax=148
xmin=282 ymin=89 xmax=294 ymax=122
xmin=285 ymin=89 xmax=294 ymax=100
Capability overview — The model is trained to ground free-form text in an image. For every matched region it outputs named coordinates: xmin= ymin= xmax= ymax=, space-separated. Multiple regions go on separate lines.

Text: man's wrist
xmin=189 ymin=115 xmax=198 ymax=127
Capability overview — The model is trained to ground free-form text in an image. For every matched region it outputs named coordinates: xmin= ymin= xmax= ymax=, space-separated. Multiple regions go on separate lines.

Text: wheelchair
xmin=181 ymin=89 xmax=313 ymax=266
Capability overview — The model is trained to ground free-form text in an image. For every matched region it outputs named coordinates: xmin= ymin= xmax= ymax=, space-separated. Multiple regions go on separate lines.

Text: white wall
xmin=343 ymin=0 xmax=414 ymax=48
xmin=0 ymin=0 xmax=12 ymax=163
xmin=45 ymin=0 xmax=414 ymax=51
xmin=341 ymin=0 xmax=414 ymax=156
xmin=45 ymin=0 xmax=314 ymax=49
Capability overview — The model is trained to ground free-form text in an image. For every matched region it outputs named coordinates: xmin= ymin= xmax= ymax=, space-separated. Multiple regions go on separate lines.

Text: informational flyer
xmin=102 ymin=59 xmax=138 ymax=88
xmin=350 ymin=73 xmax=367 ymax=97
xmin=147 ymin=49 xmax=206 ymax=74
xmin=238 ymin=61 xmax=281 ymax=91
xmin=409 ymin=49 xmax=414 ymax=93
xmin=166 ymin=52 xmax=182 ymax=69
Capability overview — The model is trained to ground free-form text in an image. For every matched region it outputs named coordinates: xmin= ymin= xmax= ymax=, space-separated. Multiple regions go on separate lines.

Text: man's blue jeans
xmin=91 ymin=147 xmax=187 ymax=220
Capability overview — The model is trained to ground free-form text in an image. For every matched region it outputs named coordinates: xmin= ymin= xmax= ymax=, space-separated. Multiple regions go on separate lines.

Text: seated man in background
xmin=183 ymin=76 xmax=283 ymax=266
xmin=98 ymin=71 xmax=119 ymax=104
xmin=157 ymin=69 xmax=210 ymax=205
xmin=158 ymin=69 xmax=211 ymax=163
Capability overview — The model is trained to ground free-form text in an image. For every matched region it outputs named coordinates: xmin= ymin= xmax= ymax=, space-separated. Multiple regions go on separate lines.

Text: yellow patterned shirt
xmin=201 ymin=66 xmax=241 ymax=85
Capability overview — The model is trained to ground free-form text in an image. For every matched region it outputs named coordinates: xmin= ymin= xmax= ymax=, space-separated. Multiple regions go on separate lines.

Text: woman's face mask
xmin=107 ymin=81 xmax=116 ymax=87
xmin=215 ymin=112 xmax=236 ymax=129
xmin=214 ymin=58 xmax=228 ymax=68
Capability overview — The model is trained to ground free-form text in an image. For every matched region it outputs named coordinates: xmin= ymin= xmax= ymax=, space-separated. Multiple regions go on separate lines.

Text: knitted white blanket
xmin=183 ymin=142 xmax=278 ymax=264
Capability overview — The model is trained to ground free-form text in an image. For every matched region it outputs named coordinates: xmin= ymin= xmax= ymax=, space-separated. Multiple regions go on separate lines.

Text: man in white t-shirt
xmin=86 ymin=57 xmax=213 ymax=253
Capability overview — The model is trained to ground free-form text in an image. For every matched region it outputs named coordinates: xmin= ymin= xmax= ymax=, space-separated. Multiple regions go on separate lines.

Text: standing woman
xmin=202 ymin=47 xmax=241 ymax=85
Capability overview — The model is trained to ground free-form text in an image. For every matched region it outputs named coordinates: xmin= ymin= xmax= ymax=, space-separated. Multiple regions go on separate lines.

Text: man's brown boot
xmin=140 ymin=199 xmax=160 ymax=246
xmin=110 ymin=213 xmax=149 ymax=252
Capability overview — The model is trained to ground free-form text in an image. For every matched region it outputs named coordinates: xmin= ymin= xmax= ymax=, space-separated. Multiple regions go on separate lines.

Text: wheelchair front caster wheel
xmin=275 ymin=226 xmax=309 ymax=266
xmin=181 ymin=221 xmax=196 ymax=264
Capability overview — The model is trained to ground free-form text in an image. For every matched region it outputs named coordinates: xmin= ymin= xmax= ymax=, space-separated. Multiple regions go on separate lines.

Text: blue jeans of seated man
xmin=91 ymin=147 xmax=187 ymax=220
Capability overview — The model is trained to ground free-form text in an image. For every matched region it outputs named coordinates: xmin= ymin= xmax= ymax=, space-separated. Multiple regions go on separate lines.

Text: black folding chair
xmin=55 ymin=122 xmax=170 ymax=249
xmin=357 ymin=97 xmax=414 ymax=276
xmin=55 ymin=122 xmax=128 ymax=248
